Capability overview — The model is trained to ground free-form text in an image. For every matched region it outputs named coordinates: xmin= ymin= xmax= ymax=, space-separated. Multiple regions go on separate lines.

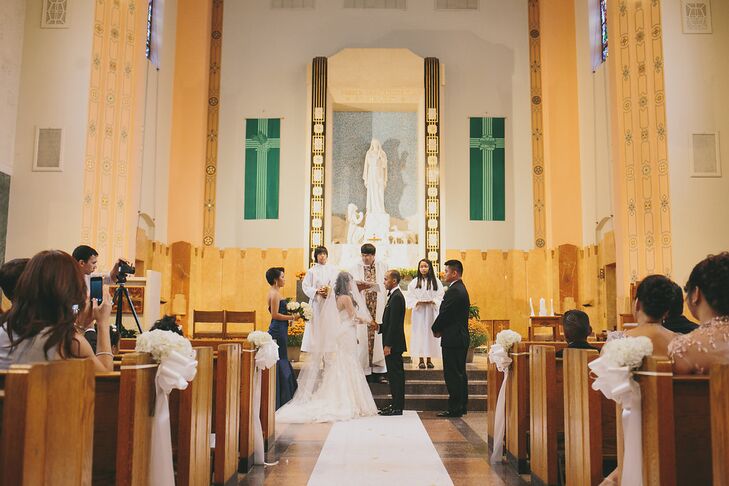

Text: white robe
xmin=349 ymin=260 xmax=388 ymax=375
xmin=301 ymin=263 xmax=338 ymax=353
xmin=406 ymin=278 xmax=444 ymax=358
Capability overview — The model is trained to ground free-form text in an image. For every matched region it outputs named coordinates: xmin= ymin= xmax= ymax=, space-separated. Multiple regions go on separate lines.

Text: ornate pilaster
xmin=308 ymin=57 xmax=328 ymax=264
xmin=528 ymin=0 xmax=547 ymax=249
xmin=202 ymin=0 xmax=224 ymax=246
xmin=425 ymin=58 xmax=442 ymax=271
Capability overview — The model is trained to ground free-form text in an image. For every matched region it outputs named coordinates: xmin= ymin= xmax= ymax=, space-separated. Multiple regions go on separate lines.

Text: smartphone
xmin=90 ymin=276 xmax=104 ymax=304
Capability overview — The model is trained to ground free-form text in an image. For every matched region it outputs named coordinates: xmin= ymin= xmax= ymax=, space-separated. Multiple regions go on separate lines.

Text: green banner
xmin=469 ymin=117 xmax=505 ymax=221
xmin=244 ymin=118 xmax=280 ymax=220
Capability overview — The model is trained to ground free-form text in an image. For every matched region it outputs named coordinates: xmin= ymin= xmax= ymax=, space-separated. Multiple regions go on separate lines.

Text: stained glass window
xmin=145 ymin=0 xmax=153 ymax=60
xmin=600 ymin=0 xmax=608 ymax=63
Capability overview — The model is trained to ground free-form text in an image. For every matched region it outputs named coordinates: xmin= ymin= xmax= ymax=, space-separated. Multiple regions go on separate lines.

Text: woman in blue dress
xmin=266 ymin=267 xmax=298 ymax=409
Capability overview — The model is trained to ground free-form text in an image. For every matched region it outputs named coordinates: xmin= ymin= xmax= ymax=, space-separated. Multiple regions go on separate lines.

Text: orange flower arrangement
xmin=288 ymin=318 xmax=306 ymax=347
xmin=296 ymin=271 xmax=307 ymax=281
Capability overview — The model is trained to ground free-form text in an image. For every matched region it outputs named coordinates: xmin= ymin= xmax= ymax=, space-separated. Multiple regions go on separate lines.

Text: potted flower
xmin=287 ymin=319 xmax=306 ymax=362
xmin=467 ymin=304 xmax=488 ymax=363
xmin=396 ymin=268 xmax=418 ymax=290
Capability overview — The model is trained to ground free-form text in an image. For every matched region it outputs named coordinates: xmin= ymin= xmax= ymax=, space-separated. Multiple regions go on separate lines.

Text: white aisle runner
xmin=307 ymin=411 xmax=454 ymax=486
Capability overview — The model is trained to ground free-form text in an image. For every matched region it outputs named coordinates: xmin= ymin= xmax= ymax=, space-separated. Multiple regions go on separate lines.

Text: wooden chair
xmin=530 ymin=345 xmax=564 ymax=486
xmin=170 ymin=347 xmax=214 ymax=486
xmin=192 ymin=310 xmax=226 ymax=339
xmin=214 ymin=344 xmax=241 ymax=486
xmin=224 ymin=310 xmax=256 ymax=337
xmin=93 ymin=352 xmax=157 ymax=485
xmin=0 ymin=359 xmax=95 ymax=486
xmin=563 ymin=349 xmax=617 ymax=486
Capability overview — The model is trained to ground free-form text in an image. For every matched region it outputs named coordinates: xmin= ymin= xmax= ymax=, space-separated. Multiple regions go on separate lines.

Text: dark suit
xmin=431 ymin=279 xmax=470 ymax=414
xmin=382 ymin=287 xmax=406 ymax=410
xmin=663 ymin=315 xmax=699 ymax=335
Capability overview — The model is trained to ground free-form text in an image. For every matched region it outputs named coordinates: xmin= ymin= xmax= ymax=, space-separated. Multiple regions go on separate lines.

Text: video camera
xmin=115 ymin=259 xmax=136 ymax=284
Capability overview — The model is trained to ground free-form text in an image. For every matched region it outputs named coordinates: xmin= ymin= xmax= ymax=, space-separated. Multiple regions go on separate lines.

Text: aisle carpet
xmin=307 ymin=411 xmax=454 ymax=486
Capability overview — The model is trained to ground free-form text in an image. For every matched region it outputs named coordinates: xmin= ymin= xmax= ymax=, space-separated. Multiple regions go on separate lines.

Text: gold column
xmin=82 ymin=0 xmax=148 ymax=263
xmin=608 ymin=0 xmax=673 ymax=289
xmin=202 ymin=0 xmax=224 ymax=246
xmin=424 ymin=58 xmax=442 ymax=270
xmin=308 ymin=57 xmax=328 ymax=265
xmin=528 ymin=0 xmax=548 ymax=249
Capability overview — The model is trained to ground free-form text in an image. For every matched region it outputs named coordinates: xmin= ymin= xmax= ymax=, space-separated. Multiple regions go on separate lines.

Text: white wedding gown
xmin=277 ymin=275 xmax=378 ymax=423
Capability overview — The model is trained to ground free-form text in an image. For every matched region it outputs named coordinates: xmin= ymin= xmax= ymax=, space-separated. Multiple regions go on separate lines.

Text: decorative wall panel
xmin=528 ymin=0 xmax=547 ymax=248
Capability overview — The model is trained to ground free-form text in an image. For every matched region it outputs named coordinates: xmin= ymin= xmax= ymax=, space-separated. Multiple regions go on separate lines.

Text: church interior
xmin=1 ymin=0 xmax=728 ymax=484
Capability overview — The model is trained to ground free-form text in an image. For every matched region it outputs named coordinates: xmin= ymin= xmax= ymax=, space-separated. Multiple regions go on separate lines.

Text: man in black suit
xmin=431 ymin=259 xmax=470 ymax=417
xmin=379 ymin=269 xmax=407 ymax=416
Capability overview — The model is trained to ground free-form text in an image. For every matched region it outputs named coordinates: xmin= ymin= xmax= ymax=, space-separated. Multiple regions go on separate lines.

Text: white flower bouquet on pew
xmin=488 ymin=329 xmax=523 ymax=464
xmin=597 ymin=335 xmax=653 ymax=369
xmin=135 ymin=329 xmax=197 ymax=485
xmin=494 ymin=329 xmax=522 ymax=352
xmin=135 ymin=329 xmax=195 ymax=362
xmin=588 ymin=336 xmax=653 ymax=486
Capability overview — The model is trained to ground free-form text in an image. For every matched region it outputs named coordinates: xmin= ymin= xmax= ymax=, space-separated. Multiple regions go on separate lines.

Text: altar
xmin=307 ymin=48 xmax=442 ymax=271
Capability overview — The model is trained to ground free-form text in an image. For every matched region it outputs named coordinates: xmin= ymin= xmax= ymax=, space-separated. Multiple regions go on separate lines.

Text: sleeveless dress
xmin=275 ymin=308 xmax=378 ymax=423
xmin=0 ymin=326 xmax=61 ymax=369
xmin=268 ymin=300 xmax=298 ymax=409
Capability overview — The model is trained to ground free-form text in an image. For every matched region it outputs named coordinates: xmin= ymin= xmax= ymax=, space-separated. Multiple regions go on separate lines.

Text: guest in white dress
xmin=301 ymin=246 xmax=338 ymax=353
xmin=406 ymin=259 xmax=444 ymax=369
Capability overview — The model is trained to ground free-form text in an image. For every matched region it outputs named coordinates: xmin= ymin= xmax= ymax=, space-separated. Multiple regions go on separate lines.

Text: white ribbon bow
xmin=149 ymin=350 xmax=198 ymax=486
xmin=252 ymin=340 xmax=279 ymax=465
xmin=588 ymin=356 xmax=643 ymax=486
xmin=487 ymin=344 xmax=512 ymax=464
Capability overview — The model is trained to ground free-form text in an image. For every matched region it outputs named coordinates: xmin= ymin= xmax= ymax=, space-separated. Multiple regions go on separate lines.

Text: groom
xmin=431 ymin=260 xmax=470 ymax=417
xmin=379 ymin=270 xmax=406 ymax=416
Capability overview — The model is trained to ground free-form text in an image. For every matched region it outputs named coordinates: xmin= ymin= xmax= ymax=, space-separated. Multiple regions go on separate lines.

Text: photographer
xmin=72 ymin=245 xmax=130 ymax=352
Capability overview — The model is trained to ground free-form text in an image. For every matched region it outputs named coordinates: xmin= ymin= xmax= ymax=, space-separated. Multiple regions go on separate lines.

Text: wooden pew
xmin=638 ymin=356 xmax=714 ymax=485
xmin=93 ymin=352 xmax=157 ymax=485
xmin=529 ymin=345 xmax=563 ymax=486
xmin=711 ymin=364 xmax=729 ymax=484
xmin=238 ymin=342 xmax=256 ymax=472
xmin=487 ymin=357 xmax=504 ymax=452
xmin=563 ymin=349 xmax=617 ymax=486
xmin=505 ymin=342 xmax=531 ymax=473
xmin=170 ymin=346 xmax=214 ymax=486
xmin=261 ymin=367 xmax=277 ymax=451
xmin=0 ymin=359 xmax=96 ymax=485
xmin=213 ymin=344 xmax=241 ymax=486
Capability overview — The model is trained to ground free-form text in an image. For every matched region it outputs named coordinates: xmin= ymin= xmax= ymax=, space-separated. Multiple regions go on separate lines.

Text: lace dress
xmin=276 ymin=309 xmax=378 ymax=423
xmin=668 ymin=316 xmax=729 ymax=374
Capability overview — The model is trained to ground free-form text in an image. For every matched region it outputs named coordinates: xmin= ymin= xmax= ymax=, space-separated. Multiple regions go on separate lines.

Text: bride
xmin=276 ymin=271 xmax=378 ymax=423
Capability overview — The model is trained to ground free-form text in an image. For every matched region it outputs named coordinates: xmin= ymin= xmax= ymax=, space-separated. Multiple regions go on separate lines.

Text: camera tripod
xmin=113 ymin=280 xmax=143 ymax=334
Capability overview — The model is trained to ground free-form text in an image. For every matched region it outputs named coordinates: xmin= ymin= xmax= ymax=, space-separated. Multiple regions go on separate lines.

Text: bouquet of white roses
xmin=597 ymin=336 xmax=653 ymax=369
xmin=495 ymin=329 xmax=522 ymax=352
xmin=247 ymin=330 xmax=273 ymax=348
xmin=286 ymin=299 xmax=312 ymax=322
xmin=135 ymin=329 xmax=195 ymax=362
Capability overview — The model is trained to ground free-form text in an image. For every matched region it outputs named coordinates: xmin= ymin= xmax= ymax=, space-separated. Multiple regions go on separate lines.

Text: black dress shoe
xmin=461 ymin=409 xmax=468 ymax=416
xmin=379 ymin=409 xmax=403 ymax=416
xmin=377 ymin=376 xmax=389 ymax=384
xmin=378 ymin=404 xmax=393 ymax=412
xmin=436 ymin=411 xmax=463 ymax=418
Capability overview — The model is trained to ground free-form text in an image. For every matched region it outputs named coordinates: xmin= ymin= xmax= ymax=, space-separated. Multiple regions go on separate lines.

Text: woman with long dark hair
xmin=406 ymin=259 xmax=444 ymax=369
xmin=669 ymin=252 xmax=729 ymax=374
xmin=0 ymin=250 xmax=113 ymax=371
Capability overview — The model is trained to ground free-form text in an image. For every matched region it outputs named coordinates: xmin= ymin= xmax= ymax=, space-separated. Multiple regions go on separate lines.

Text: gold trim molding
xmin=425 ymin=58 xmax=442 ymax=271
xmin=308 ymin=57 xmax=328 ymax=264
xmin=202 ymin=0 xmax=224 ymax=246
xmin=528 ymin=0 xmax=547 ymax=248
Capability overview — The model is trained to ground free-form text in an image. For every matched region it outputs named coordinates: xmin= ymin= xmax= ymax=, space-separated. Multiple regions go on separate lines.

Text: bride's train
xmin=276 ymin=272 xmax=378 ymax=423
